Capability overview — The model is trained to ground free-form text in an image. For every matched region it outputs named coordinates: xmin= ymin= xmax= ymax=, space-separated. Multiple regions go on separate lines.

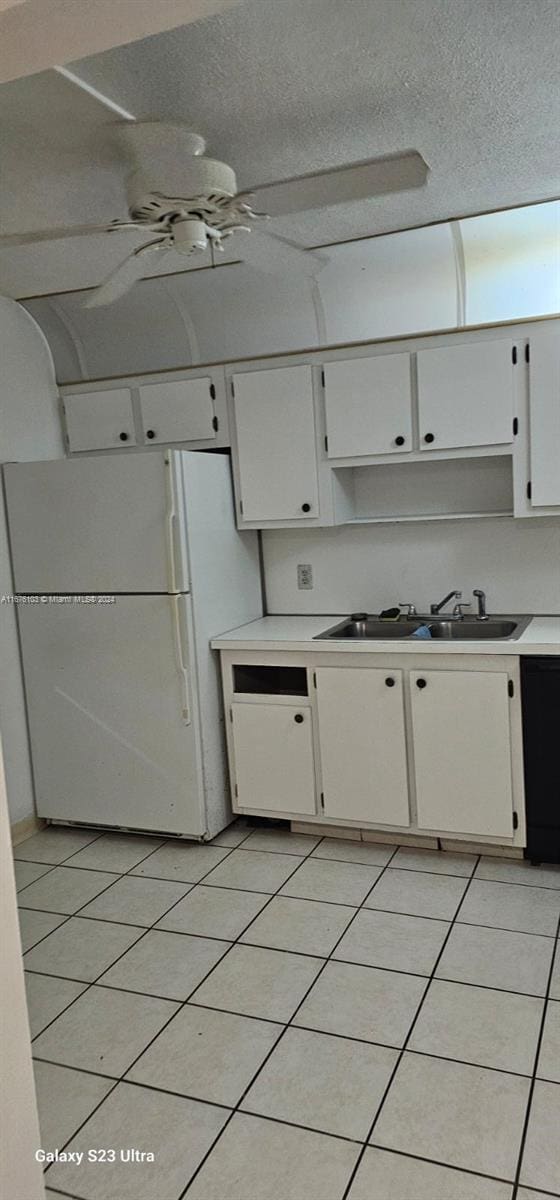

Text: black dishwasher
xmin=521 ymin=657 xmax=560 ymax=864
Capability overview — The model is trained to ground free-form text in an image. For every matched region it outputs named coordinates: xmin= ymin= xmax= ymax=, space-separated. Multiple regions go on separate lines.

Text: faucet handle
xmin=453 ymin=601 xmax=471 ymax=617
xmin=399 ymin=602 xmax=417 ymax=617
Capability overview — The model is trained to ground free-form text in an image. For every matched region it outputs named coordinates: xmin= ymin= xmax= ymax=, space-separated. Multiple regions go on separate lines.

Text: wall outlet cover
xmin=297 ymin=563 xmax=313 ymax=590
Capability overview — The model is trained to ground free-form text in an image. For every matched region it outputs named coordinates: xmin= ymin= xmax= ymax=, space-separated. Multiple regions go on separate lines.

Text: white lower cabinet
xmin=315 ymin=667 xmax=410 ymax=825
xmin=410 ymin=669 xmax=514 ymax=838
xmin=224 ymin=655 xmax=520 ymax=844
xmin=231 ymin=702 xmax=316 ymax=815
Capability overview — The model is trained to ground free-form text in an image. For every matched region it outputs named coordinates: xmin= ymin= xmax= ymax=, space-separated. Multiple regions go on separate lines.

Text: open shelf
xmin=332 ymin=454 xmax=513 ymax=525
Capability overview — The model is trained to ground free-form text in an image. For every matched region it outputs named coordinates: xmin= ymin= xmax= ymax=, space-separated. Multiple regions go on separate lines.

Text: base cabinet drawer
xmin=231 ymin=702 xmax=316 ymax=815
xmin=316 ymin=667 xmax=410 ymax=826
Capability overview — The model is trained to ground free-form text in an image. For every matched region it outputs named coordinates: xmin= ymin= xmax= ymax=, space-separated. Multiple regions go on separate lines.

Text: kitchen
xmin=1 ymin=3 xmax=560 ymax=1199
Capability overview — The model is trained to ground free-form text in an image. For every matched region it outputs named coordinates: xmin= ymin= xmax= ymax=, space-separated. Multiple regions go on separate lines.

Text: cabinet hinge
xmin=324 ymin=435 xmax=329 ymax=452
xmin=229 ymin=707 xmax=233 ymax=722
xmin=513 ymin=811 xmax=519 ymax=830
xmin=321 ymin=369 xmax=325 ymax=387
xmin=320 ymin=792 xmax=325 ymax=810
xmin=512 ymin=346 xmax=518 ymax=365
xmin=234 ymin=783 xmax=238 ymax=799
xmin=212 ymin=415 xmax=219 ymax=432
xmin=512 ymin=417 xmax=518 ymax=436
xmin=239 ymin=500 xmax=244 ymax=515
xmin=231 ymin=380 xmax=235 ymax=398
xmin=508 ymin=680 xmax=514 ymax=698
xmin=313 ymin=671 xmax=317 ymax=688
xmin=209 ymin=383 xmax=216 ymax=400
xmin=527 ymin=481 xmax=532 ymax=501
xmin=525 ymin=344 xmax=530 ymax=364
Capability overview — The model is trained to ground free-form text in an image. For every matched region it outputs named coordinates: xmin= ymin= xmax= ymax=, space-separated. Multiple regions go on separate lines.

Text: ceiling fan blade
xmin=0 ymin=223 xmax=115 ymax=248
xmin=248 ymin=150 xmax=429 ymax=218
xmin=85 ymin=241 xmax=169 ymax=308
xmin=236 ymin=229 xmax=328 ymax=279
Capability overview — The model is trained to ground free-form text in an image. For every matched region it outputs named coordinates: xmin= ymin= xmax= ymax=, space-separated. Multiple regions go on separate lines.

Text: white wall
xmin=0 ymin=735 xmax=44 ymax=1200
xmin=262 ymin=517 xmax=560 ymax=616
xmin=0 ymin=296 xmax=63 ymax=824
xmin=21 ymin=200 xmax=559 ymax=384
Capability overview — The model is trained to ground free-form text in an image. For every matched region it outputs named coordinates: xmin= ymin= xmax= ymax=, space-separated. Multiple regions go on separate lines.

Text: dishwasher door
xmin=521 ymin=657 xmax=560 ymax=864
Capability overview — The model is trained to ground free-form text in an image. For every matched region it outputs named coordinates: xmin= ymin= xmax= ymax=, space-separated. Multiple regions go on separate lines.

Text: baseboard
xmin=10 ymin=813 xmax=44 ymax=847
xmin=291 ymin=821 xmax=523 ymax=858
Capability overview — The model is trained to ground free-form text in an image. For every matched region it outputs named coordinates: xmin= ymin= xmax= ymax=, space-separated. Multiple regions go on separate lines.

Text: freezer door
xmin=17 ymin=594 xmax=206 ymax=835
xmin=4 ymin=452 xmax=188 ymax=594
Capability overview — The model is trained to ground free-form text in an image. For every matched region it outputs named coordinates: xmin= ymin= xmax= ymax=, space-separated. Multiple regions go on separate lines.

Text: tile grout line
xmin=21 ymin=829 xmax=560 ymax=1197
xmin=177 ymin=841 xmax=402 ymax=1199
xmin=340 ymin=854 xmax=483 ymax=1200
xmin=27 ymin=835 xmax=253 ymax=1040
xmin=20 ymin=897 xmax=560 ymax=939
xmin=511 ymin=917 xmax=560 ymax=1200
xmin=28 ymin=842 xmax=339 ymax=1037
xmin=18 ymin=844 xmax=560 ymax=888
xmin=39 ymin=830 xmax=325 ymax=1183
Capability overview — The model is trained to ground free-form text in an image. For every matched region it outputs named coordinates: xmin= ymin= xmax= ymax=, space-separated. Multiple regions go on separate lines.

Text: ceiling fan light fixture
xmin=172 ymin=217 xmax=213 ymax=254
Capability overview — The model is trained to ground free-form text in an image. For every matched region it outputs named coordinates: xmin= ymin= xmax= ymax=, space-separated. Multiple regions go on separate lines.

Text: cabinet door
xmin=410 ymin=669 xmax=513 ymax=838
xmin=138 ymin=378 xmax=216 ymax=444
xmin=529 ymin=330 xmax=560 ymax=507
xmin=316 ymin=668 xmax=410 ymax=826
xmin=417 ymin=340 xmax=513 ymax=451
xmin=232 ymin=365 xmax=319 ymax=522
xmin=231 ymin=702 xmax=316 ymax=815
xmin=324 ymin=353 xmax=412 ymax=457
xmin=63 ymin=389 xmax=136 ymax=451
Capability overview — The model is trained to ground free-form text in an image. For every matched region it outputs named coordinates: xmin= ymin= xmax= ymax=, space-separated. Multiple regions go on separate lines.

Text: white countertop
xmin=212 ymin=615 xmax=560 ymax=655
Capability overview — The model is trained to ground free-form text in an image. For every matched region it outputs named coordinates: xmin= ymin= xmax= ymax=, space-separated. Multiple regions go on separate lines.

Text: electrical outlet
xmin=297 ymin=563 xmax=313 ymax=590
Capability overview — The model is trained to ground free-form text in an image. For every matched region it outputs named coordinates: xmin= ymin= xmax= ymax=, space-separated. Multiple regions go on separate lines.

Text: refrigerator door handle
xmin=165 ymin=458 xmax=179 ymax=594
xmin=171 ymin=595 xmax=191 ymax=725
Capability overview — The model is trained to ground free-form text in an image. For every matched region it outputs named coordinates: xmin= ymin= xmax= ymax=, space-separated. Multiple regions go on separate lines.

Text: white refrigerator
xmin=4 ymin=450 xmax=262 ymax=839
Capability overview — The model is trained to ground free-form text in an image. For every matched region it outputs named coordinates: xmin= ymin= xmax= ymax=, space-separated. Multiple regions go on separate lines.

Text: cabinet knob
xmin=119 ymin=432 xmax=129 ymax=442
xmin=301 ymin=503 xmax=311 ymax=513
xmin=416 ymin=678 xmax=427 ymax=689
xmin=385 ymin=677 xmax=396 ymax=687
xmin=395 ymin=435 xmax=405 ymax=447
xmin=146 ymin=429 xmax=156 ymax=440
xmin=294 ymin=713 xmax=304 ymax=723
xmin=424 ymin=432 xmax=435 ymax=444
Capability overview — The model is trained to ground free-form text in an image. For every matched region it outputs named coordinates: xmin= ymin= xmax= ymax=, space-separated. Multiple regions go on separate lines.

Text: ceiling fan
xmin=0 ymin=121 xmax=429 ymax=306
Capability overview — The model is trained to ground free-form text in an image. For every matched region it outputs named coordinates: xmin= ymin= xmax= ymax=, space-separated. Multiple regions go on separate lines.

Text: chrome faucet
xmin=399 ymin=602 xmax=418 ymax=617
xmin=473 ymin=588 xmax=488 ymax=620
xmin=430 ymin=589 xmax=462 ymax=615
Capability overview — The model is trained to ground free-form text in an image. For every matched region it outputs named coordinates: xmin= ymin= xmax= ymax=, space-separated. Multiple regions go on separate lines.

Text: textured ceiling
xmin=1 ymin=0 xmax=559 ymax=296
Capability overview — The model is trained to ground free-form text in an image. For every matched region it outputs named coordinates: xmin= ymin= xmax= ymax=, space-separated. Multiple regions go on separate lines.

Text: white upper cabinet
xmin=138 ymin=378 xmax=216 ymax=445
xmin=231 ymin=364 xmax=320 ymax=523
xmin=417 ymin=339 xmax=513 ymax=451
xmin=410 ymin=668 xmax=514 ymax=838
xmin=323 ymin=353 xmax=412 ymax=458
xmin=529 ymin=329 xmax=560 ymax=508
xmin=63 ymin=388 xmax=136 ymax=452
xmin=316 ymin=667 xmax=410 ymax=826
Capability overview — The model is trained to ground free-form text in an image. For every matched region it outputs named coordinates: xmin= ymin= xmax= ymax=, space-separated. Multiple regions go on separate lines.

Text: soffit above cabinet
xmin=20 ymin=202 xmax=560 ymax=384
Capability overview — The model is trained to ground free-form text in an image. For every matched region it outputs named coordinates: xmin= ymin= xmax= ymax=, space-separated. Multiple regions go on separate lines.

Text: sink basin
xmin=427 ymin=620 xmax=519 ymax=639
xmin=315 ymin=615 xmax=531 ymax=641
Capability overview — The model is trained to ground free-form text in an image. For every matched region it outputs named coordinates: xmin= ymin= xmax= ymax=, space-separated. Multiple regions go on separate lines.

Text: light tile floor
xmin=14 ymin=823 xmax=560 ymax=1200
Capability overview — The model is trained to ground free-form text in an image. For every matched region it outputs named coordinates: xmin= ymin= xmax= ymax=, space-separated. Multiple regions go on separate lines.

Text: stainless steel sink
xmin=427 ymin=619 xmax=521 ymax=639
xmin=315 ymin=614 xmax=531 ymax=641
